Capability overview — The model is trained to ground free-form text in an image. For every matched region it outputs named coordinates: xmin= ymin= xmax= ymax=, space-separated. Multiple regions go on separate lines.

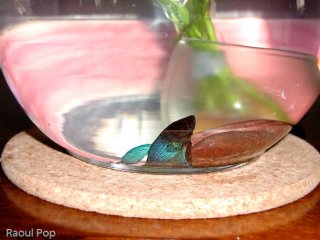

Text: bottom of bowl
xmin=67 ymin=150 xmax=254 ymax=174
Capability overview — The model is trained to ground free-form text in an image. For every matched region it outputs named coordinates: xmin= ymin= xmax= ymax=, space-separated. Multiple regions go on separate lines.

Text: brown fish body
xmin=191 ymin=120 xmax=292 ymax=167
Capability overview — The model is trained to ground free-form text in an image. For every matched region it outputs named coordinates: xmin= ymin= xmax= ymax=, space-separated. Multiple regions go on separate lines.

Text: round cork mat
xmin=1 ymin=130 xmax=320 ymax=219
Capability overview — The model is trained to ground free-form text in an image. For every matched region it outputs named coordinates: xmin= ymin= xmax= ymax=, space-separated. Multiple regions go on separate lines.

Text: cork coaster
xmin=1 ymin=130 xmax=320 ymax=219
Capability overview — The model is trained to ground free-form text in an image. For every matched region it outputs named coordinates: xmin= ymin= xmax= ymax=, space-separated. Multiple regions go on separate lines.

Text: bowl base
xmin=1 ymin=129 xmax=320 ymax=219
xmin=67 ymin=150 xmax=252 ymax=174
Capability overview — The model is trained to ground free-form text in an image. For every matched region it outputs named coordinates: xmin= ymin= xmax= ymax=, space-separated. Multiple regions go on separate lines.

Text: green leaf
xmin=156 ymin=0 xmax=190 ymax=32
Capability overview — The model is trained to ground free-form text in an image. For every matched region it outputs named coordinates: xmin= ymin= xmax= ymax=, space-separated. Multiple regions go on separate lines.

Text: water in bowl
xmin=0 ymin=19 xmax=319 ymax=173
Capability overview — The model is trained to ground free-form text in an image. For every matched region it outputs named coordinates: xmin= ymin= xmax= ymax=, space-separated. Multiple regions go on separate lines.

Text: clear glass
xmin=163 ymin=39 xmax=320 ymax=130
xmin=0 ymin=0 xmax=319 ymax=174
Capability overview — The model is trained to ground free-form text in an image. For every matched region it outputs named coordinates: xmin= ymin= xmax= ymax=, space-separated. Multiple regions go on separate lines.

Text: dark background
xmin=0 ymin=0 xmax=319 ymax=18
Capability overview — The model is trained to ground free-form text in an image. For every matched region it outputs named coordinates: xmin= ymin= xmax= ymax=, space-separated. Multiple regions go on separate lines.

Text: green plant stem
xmin=157 ymin=0 xmax=290 ymax=122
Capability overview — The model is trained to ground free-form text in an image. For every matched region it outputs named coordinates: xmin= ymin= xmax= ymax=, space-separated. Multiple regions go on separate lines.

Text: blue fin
xmin=147 ymin=139 xmax=182 ymax=163
xmin=120 ymin=115 xmax=195 ymax=167
xmin=146 ymin=115 xmax=195 ymax=166
xmin=121 ymin=144 xmax=151 ymax=164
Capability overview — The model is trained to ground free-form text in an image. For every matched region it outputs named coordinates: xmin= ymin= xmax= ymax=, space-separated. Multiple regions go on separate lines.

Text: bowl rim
xmin=181 ymin=37 xmax=319 ymax=61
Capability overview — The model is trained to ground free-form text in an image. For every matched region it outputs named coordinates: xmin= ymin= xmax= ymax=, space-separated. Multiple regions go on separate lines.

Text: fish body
xmin=121 ymin=117 xmax=291 ymax=168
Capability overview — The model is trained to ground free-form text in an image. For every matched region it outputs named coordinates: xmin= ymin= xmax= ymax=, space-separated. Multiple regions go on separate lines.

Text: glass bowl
xmin=163 ymin=39 xmax=320 ymax=129
xmin=0 ymin=1 xmax=319 ymax=174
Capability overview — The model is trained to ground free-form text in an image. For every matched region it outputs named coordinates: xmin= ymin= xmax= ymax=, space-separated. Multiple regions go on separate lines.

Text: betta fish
xmin=121 ymin=117 xmax=292 ymax=169
xmin=121 ymin=115 xmax=195 ymax=167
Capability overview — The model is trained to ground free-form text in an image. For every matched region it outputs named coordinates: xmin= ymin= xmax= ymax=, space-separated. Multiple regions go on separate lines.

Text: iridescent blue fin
xmin=120 ymin=115 xmax=195 ymax=167
xmin=146 ymin=115 xmax=195 ymax=167
xmin=146 ymin=140 xmax=183 ymax=165
xmin=121 ymin=144 xmax=151 ymax=164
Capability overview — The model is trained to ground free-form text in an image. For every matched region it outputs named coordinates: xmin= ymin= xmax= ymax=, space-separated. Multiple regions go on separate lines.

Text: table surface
xmin=0 ymin=76 xmax=320 ymax=239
